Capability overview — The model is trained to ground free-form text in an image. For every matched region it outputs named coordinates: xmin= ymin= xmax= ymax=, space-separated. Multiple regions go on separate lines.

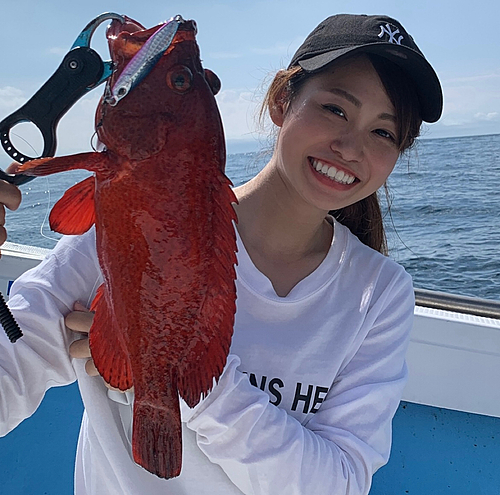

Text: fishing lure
xmin=105 ymin=15 xmax=184 ymax=106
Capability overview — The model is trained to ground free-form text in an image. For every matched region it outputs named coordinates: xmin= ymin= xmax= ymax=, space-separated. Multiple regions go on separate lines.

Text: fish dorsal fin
xmin=177 ymin=174 xmax=238 ymax=408
xmin=49 ymin=176 xmax=96 ymax=235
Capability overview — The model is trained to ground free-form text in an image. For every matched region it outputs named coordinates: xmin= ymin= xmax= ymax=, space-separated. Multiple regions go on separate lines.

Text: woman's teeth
xmin=310 ymin=158 xmax=355 ymax=185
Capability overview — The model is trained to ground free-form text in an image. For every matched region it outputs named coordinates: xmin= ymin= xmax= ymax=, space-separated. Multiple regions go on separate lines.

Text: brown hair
xmin=260 ymin=54 xmax=423 ymax=254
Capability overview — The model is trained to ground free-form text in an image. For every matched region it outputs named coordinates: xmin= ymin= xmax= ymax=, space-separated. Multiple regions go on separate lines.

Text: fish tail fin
xmin=132 ymin=371 xmax=182 ymax=479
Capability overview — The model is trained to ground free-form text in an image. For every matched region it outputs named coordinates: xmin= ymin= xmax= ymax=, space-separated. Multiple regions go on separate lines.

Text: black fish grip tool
xmin=0 ymin=12 xmax=124 ymax=342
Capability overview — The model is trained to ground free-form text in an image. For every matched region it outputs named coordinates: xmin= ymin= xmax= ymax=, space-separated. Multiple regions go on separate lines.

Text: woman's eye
xmin=323 ymin=105 xmax=345 ymax=118
xmin=374 ymin=129 xmax=396 ymax=141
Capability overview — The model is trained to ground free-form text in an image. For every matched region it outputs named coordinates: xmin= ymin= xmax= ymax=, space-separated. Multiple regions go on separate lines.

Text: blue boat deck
xmin=1 ymin=385 xmax=500 ymax=494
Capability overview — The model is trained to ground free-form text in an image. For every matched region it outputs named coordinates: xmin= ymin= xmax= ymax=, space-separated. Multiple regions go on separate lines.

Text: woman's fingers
xmin=65 ymin=301 xmax=129 ymax=392
xmin=65 ymin=302 xmax=94 ymax=334
xmin=0 ymin=179 xmax=22 ymax=211
xmin=0 ymin=179 xmax=22 ymax=250
xmin=67 ymin=302 xmax=93 ymax=359
xmin=84 ymin=350 xmax=129 ymax=392
xmin=0 ymin=204 xmax=7 ymax=248
xmin=66 ymin=311 xmax=94 ymax=334
xmin=85 ymin=359 xmax=100 ymax=377
xmin=69 ymin=338 xmax=92 ymax=359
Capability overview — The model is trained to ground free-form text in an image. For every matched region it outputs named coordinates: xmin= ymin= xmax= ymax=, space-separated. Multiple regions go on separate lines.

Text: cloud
xmin=251 ymin=43 xmax=292 ymax=56
xmin=474 ymin=112 xmax=499 ymax=122
xmin=55 ymin=93 xmax=102 ymax=155
xmin=437 ymin=71 xmax=500 ymax=134
xmin=0 ymin=86 xmax=27 ymax=113
xmin=250 ymin=36 xmax=304 ymax=58
xmin=446 ymin=73 xmax=500 ymax=84
xmin=0 ymin=87 xmax=38 ymax=156
xmin=48 ymin=47 xmax=67 ymax=56
xmin=216 ymin=89 xmax=262 ymax=139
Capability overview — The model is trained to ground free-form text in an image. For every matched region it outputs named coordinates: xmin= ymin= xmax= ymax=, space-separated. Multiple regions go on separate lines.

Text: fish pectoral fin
xmin=89 ymin=285 xmax=133 ymax=391
xmin=49 ymin=176 xmax=96 ymax=235
xmin=16 ymin=152 xmax=105 ymax=176
xmin=17 ymin=151 xmax=111 ymax=235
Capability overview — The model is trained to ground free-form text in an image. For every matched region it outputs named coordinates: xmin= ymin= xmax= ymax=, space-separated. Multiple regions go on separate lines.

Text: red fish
xmin=17 ymin=16 xmax=237 ymax=479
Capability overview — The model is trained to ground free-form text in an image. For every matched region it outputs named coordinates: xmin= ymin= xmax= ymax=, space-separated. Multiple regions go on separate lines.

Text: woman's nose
xmin=330 ymin=132 xmax=364 ymax=162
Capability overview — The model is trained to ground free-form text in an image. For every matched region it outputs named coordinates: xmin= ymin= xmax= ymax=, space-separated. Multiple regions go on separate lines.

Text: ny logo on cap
xmin=378 ymin=23 xmax=404 ymax=45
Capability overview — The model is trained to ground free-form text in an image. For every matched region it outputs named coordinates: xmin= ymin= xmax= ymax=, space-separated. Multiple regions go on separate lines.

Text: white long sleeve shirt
xmin=1 ymin=218 xmax=414 ymax=494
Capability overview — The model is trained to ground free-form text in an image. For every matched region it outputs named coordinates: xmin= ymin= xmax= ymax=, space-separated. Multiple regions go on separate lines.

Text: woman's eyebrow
xmin=325 ymin=88 xmax=361 ymax=107
xmin=379 ymin=113 xmax=397 ymax=122
xmin=325 ymin=88 xmax=397 ymax=122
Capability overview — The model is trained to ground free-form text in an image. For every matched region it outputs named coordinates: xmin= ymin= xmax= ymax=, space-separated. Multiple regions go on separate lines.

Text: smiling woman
xmin=266 ymin=56 xmax=401 ymax=207
xmin=260 ymin=53 xmax=425 ymax=254
xmin=0 ymin=13 xmax=443 ymax=495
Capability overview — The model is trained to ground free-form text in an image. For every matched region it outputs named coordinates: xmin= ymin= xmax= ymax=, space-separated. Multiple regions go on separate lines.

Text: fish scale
xmin=16 ymin=15 xmax=237 ymax=479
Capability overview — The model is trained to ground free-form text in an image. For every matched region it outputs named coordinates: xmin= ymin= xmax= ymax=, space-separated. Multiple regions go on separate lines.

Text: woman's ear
xmin=269 ymin=90 xmax=288 ymax=128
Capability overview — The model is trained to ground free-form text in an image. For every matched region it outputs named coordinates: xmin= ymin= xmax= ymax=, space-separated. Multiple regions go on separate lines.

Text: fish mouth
xmin=107 ymin=15 xmax=145 ymax=40
xmin=107 ymin=15 xmax=197 ymax=40
xmin=106 ymin=16 xmax=197 ymax=60
xmin=308 ymin=157 xmax=358 ymax=185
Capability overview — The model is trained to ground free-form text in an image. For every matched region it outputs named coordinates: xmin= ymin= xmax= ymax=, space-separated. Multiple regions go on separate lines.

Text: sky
xmin=0 ymin=0 xmax=499 ymax=156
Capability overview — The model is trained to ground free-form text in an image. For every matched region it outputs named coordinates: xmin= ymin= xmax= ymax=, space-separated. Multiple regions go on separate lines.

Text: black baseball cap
xmin=288 ymin=14 xmax=443 ymax=123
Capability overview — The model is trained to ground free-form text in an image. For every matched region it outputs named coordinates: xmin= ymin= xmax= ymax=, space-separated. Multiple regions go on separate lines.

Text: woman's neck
xmin=232 ymin=161 xmax=333 ymax=296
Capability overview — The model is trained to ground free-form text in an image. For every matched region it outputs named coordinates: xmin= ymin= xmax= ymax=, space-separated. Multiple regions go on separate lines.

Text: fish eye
xmin=166 ymin=65 xmax=193 ymax=93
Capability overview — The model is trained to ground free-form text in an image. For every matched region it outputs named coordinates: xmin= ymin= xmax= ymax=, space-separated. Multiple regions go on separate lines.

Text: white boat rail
xmin=414 ymin=288 xmax=500 ymax=320
xmin=0 ymin=241 xmax=51 ymax=259
xmin=2 ymin=242 xmax=500 ymax=319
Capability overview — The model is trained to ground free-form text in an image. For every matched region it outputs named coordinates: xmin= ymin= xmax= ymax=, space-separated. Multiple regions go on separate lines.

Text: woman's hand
xmin=66 ymin=302 xmax=101 ymax=377
xmin=0 ymin=179 xmax=22 ymax=249
xmin=66 ymin=302 xmax=129 ymax=392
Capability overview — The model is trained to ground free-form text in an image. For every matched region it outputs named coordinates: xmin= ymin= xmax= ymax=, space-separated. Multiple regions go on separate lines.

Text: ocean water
xmin=3 ymin=133 xmax=500 ymax=300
